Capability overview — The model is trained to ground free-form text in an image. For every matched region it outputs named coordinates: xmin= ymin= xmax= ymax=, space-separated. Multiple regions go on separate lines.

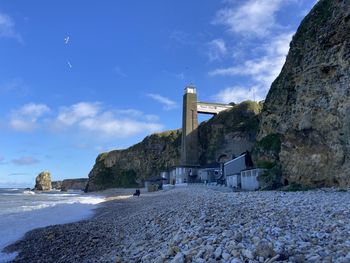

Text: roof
xmin=224 ymin=153 xmax=246 ymax=166
xmin=200 ymin=163 xmax=220 ymax=169
xmin=145 ymin=177 xmax=167 ymax=182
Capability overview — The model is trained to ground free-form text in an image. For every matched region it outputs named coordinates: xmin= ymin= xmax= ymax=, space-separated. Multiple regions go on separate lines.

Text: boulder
xmin=35 ymin=171 xmax=52 ymax=191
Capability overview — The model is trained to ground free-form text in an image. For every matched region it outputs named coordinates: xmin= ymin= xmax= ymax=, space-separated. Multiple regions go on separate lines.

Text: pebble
xmin=6 ymin=186 xmax=350 ymax=263
xmin=171 ymin=252 xmax=184 ymax=263
xmin=214 ymin=247 xmax=222 ymax=259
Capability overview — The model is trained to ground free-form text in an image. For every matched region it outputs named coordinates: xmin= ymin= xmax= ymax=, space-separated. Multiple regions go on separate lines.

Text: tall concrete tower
xmin=181 ymin=86 xmax=199 ymax=166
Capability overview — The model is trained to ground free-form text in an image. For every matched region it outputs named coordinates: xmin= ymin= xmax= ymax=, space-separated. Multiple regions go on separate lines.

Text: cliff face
xmin=257 ymin=0 xmax=350 ymax=187
xmin=51 ymin=181 xmax=62 ymax=190
xmin=86 ymin=130 xmax=182 ymax=192
xmin=61 ymin=179 xmax=88 ymax=192
xmin=86 ymin=101 xmax=261 ymax=192
xmin=198 ymin=101 xmax=262 ymax=164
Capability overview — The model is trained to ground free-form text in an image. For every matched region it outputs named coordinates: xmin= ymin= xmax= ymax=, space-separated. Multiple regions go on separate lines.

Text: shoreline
xmin=0 ymin=190 xmax=109 ymax=262
xmin=4 ymin=186 xmax=350 ymax=262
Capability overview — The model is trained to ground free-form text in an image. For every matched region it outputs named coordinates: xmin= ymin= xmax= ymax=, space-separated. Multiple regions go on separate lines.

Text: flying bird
xmin=64 ymin=36 xmax=70 ymax=44
xmin=67 ymin=61 xmax=72 ymax=68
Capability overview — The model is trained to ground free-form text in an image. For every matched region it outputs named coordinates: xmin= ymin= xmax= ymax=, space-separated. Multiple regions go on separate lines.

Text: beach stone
xmin=252 ymin=236 xmax=260 ymax=245
xmin=222 ymin=252 xmax=231 ymax=260
xmin=242 ymin=249 xmax=254 ymax=259
xmin=214 ymin=247 xmax=222 ymax=259
xmin=154 ymin=256 xmax=164 ymax=263
xmin=230 ymin=258 xmax=243 ymax=263
xmin=167 ymin=245 xmax=179 ymax=256
xmin=6 ymin=186 xmax=350 ymax=263
xmin=234 ymin=232 xmax=243 ymax=242
xmin=255 ymin=241 xmax=276 ymax=258
xmin=171 ymin=252 xmax=184 ymax=263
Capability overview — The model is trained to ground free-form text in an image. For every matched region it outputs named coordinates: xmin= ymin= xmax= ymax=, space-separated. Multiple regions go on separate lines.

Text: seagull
xmin=67 ymin=61 xmax=72 ymax=68
xmin=64 ymin=36 xmax=70 ymax=44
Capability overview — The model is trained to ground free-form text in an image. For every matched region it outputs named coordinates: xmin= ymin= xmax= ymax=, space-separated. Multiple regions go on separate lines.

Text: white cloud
xmin=57 ymin=102 xmax=99 ymax=126
xmin=147 ymin=93 xmax=178 ymax=110
xmin=213 ymin=0 xmax=283 ymax=37
xmin=113 ymin=109 xmax=159 ymax=122
xmin=210 ymin=33 xmax=293 ymax=103
xmin=79 ymin=112 xmax=163 ymax=139
xmin=214 ymin=85 xmax=264 ymax=104
xmin=5 ymin=102 xmax=163 ymax=139
xmin=207 ymin=39 xmax=227 ymax=61
xmin=10 ymin=119 xmax=36 ymax=132
xmin=18 ymin=103 xmax=51 ymax=118
xmin=55 ymin=102 xmax=163 ymax=139
xmin=0 ymin=12 xmax=22 ymax=42
xmin=9 ymin=103 xmax=50 ymax=132
xmin=12 ymin=156 xmax=40 ymax=166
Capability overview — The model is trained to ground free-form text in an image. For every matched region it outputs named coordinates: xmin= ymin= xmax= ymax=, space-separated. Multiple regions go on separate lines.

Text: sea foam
xmin=0 ymin=189 xmax=105 ymax=262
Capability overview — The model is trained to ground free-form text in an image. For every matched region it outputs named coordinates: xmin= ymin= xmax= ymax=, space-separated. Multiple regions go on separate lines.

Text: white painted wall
xmin=241 ymin=169 xmax=265 ymax=190
xmin=226 ymin=174 xmax=240 ymax=188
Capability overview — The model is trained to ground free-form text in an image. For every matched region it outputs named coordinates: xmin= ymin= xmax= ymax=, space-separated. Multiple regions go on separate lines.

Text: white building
xmin=198 ymin=167 xmax=220 ymax=183
xmin=224 ymin=152 xmax=265 ymax=190
xmin=169 ymin=166 xmax=199 ymax=184
xmin=224 ymin=154 xmax=247 ymax=188
xmin=241 ymin=168 xmax=266 ymax=191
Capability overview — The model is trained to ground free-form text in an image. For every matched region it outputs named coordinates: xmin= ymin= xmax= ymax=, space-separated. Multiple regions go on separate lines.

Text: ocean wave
xmin=0 ymin=198 xmax=105 ymax=263
xmin=23 ymin=190 xmax=35 ymax=195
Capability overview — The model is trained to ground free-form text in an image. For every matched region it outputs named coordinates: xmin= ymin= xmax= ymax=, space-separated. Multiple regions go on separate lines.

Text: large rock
xmin=257 ymin=0 xmax=350 ymax=187
xmin=34 ymin=171 xmax=52 ymax=191
xmin=85 ymin=101 xmax=262 ymax=192
xmin=61 ymin=179 xmax=88 ymax=192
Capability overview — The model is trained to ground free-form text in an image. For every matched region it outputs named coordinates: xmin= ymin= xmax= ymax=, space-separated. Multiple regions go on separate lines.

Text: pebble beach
xmin=4 ymin=186 xmax=350 ymax=263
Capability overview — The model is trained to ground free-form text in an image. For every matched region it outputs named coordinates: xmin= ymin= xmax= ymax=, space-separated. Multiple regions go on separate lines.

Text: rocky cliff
xmin=86 ymin=130 xmax=182 ymax=192
xmin=61 ymin=179 xmax=88 ymax=192
xmin=51 ymin=181 xmax=62 ymax=190
xmin=198 ymin=101 xmax=262 ymax=165
xmin=86 ymin=101 xmax=262 ymax=192
xmin=257 ymin=0 xmax=350 ymax=187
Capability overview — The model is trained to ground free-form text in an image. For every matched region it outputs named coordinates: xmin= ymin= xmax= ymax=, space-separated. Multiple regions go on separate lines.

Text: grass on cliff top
xmin=95 ymin=129 xmax=181 ymax=162
xmin=96 ymin=152 xmax=109 ymax=162
xmin=203 ymin=100 xmax=263 ymax=132
xmin=151 ymin=129 xmax=181 ymax=138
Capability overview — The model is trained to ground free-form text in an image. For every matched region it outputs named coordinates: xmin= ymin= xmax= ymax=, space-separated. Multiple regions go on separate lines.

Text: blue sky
xmin=0 ymin=0 xmax=316 ymax=187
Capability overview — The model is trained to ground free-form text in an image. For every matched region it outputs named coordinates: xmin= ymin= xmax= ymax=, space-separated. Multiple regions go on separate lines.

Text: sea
xmin=0 ymin=188 xmax=105 ymax=262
